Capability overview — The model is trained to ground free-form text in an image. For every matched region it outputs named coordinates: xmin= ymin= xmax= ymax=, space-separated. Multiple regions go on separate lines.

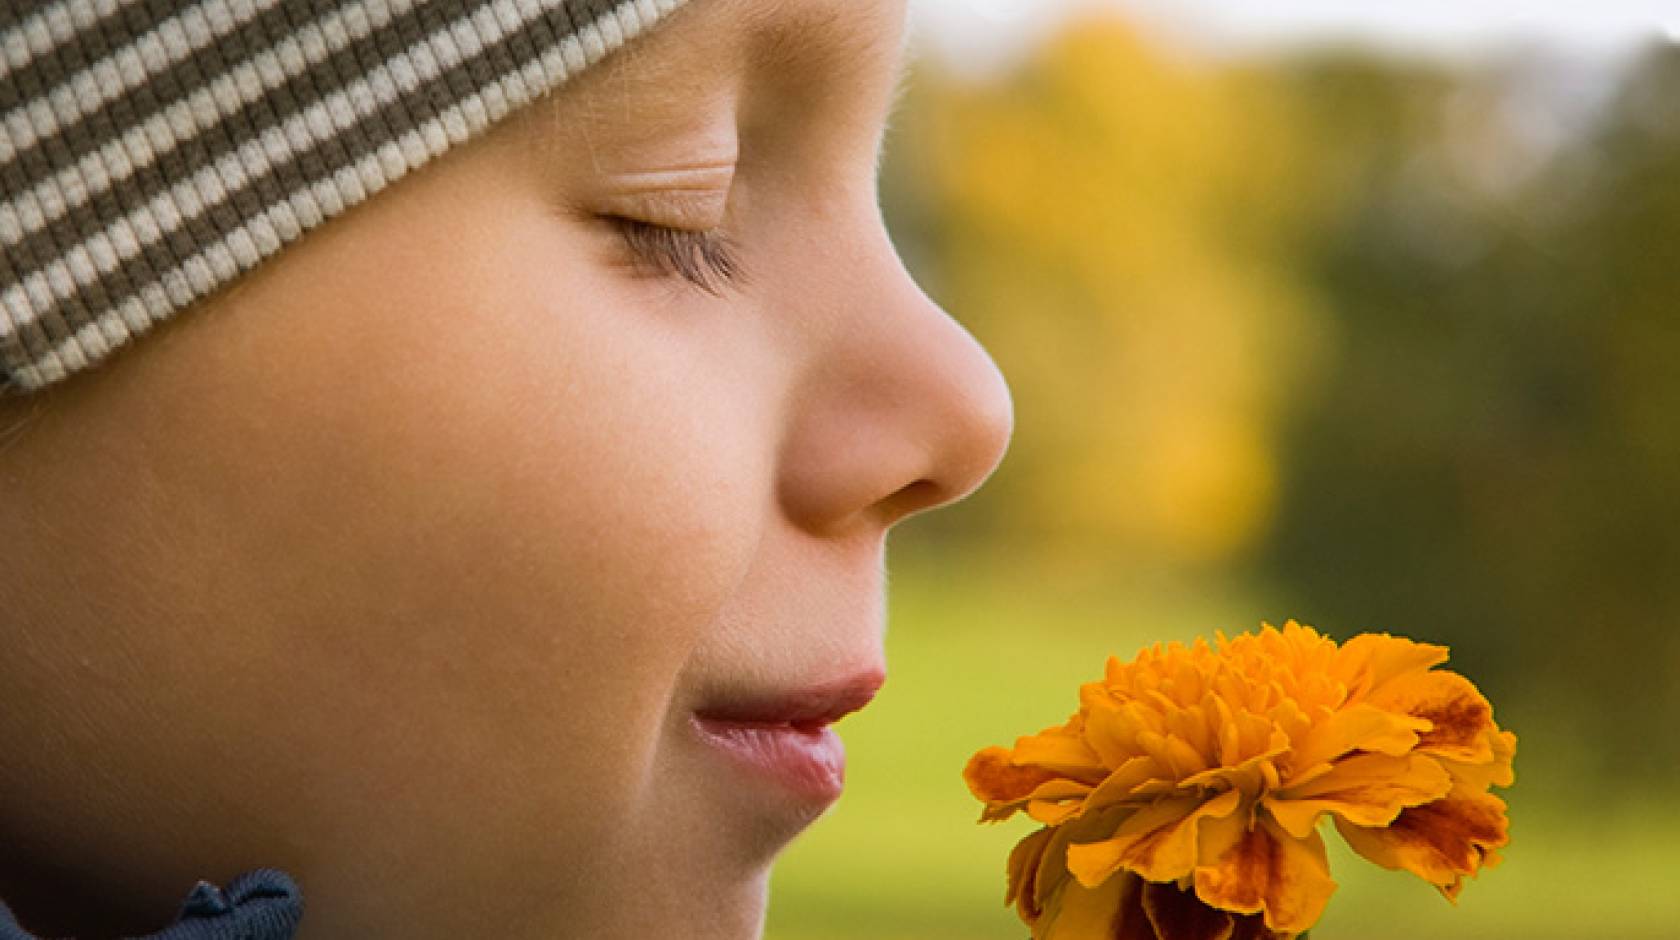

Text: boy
xmin=0 ymin=0 xmax=1013 ymax=937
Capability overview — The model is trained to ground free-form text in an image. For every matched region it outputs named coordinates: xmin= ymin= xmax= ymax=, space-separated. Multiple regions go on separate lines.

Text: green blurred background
xmin=768 ymin=5 xmax=1680 ymax=939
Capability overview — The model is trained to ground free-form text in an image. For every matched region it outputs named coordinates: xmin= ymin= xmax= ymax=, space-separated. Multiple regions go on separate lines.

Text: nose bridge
xmin=776 ymin=247 xmax=1015 ymax=537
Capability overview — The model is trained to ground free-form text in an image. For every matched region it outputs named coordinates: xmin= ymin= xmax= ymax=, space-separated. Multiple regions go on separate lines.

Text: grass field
xmin=762 ymin=549 xmax=1680 ymax=940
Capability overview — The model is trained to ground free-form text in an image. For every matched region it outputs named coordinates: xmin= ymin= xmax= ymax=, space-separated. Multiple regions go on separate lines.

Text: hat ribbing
xmin=0 ymin=0 xmax=689 ymax=394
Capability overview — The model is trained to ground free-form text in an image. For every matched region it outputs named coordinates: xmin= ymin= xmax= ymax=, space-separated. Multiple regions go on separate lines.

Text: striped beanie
xmin=0 ymin=0 xmax=691 ymax=395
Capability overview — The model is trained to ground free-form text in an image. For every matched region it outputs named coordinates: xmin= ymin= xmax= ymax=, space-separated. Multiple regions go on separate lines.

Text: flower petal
xmin=1036 ymin=867 xmax=1137 ymax=940
xmin=1334 ymin=633 xmax=1449 ymax=702
xmin=1334 ymin=788 xmax=1510 ymax=900
xmin=1037 ymin=805 xmax=1129 ymax=917
xmin=1083 ymin=755 xmax=1175 ymax=812
xmin=1440 ymin=728 xmax=1517 ymax=792
xmin=1194 ymin=817 xmax=1336 ymax=935
xmin=1067 ymin=797 xmax=1194 ymax=887
xmin=1069 ymin=789 xmax=1245 ymax=886
xmin=1143 ymin=881 xmax=1236 ymax=940
xmin=1370 ymin=671 xmax=1498 ymax=763
xmin=1084 ymin=696 xmax=1164 ymax=768
xmin=1029 ymin=789 xmax=1095 ymax=825
xmin=1006 ymin=826 xmax=1055 ymax=922
xmin=1139 ymin=730 xmax=1212 ymax=780
xmin=1216 ymin=701 xmax=1284 ymax=768
xmin=966 ymin=747 xmax=1062 ymax=820
xmin=1015 ymin=724 xmax=1114 ymax=784
xmin=1268 ymin=752 xmax=1452 ymax=839
xmin=1285 ymin=703 xmax=1426 ymax=779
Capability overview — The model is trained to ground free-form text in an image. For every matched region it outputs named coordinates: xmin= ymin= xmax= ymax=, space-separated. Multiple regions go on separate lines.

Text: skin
xmin=0 ymin=0 xmax=1012 ymax=937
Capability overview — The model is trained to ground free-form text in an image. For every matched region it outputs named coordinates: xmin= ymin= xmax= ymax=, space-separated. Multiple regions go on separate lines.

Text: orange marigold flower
xmin=964 ymin=620 xmax=1515 ymax=940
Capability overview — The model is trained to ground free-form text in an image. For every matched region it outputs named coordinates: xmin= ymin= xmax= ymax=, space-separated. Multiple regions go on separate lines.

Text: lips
xmin=692 ymin=671 xmax=885 ymax=804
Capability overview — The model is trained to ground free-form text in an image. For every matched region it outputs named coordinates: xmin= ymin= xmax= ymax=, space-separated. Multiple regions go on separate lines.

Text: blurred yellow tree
xmin=888 ymin=17 xmax=1330 ymax=568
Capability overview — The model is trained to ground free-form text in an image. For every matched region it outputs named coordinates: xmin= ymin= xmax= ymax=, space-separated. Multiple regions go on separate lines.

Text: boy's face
xmin=0 ymin=0 xmax=1012 ymax=937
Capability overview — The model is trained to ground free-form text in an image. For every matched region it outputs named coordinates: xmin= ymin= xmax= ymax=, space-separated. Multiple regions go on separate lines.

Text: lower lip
xmin=692 ymin=717 xmax=847 ymax=804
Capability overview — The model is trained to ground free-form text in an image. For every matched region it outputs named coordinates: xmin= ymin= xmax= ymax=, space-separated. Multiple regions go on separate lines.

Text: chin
xmin=562 ymin=764 xmax=786 ymax=940
xmin=583 ymin=861 xmax=773 ymax=940
xmin=694 ymin=868 xmax=775 ymax=940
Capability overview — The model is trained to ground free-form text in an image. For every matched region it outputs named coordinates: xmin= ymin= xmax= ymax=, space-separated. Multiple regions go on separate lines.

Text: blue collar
xmin=0 ymin=869 xmax=300 ymax=940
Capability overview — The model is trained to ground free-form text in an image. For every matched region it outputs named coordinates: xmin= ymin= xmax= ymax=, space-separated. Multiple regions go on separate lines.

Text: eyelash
xmin=612 ymin=218 xmax=745 ymax=295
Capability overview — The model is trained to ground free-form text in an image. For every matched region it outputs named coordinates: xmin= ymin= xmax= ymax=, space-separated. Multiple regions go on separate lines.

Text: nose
xmin=777 ymin=243 xmax=1015 ymax=538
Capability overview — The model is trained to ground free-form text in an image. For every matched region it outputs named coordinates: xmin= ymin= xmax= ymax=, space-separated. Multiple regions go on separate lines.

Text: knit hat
xmin=0 ymin=0 xmax=690 ymax=395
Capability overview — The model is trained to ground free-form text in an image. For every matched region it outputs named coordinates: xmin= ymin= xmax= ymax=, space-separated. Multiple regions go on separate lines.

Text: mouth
xmin=691 ymin=670 xmax=885 ymax=805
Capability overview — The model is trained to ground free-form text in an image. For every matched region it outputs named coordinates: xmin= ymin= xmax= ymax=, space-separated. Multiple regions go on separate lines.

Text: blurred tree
xmin=885 ymin=17 xmax=1329 ymax=570
xmin=1263 ymin=43 xmax=1680 ymax=781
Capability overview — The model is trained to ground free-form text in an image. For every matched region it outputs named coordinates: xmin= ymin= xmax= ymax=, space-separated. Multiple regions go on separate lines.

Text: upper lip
xmin=694 ymin=670 xmax=886 ymax=732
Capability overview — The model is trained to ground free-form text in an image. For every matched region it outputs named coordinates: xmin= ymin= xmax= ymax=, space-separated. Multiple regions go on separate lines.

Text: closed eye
xmin=612 ymin=217 xmax=745 ymax=296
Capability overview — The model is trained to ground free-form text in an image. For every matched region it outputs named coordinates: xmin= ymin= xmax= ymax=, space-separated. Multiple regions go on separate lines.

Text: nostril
xmin=880 ymin=476 xmax=981 ymax=530
xmin=877 ymin=478 xmax=950 ymax=527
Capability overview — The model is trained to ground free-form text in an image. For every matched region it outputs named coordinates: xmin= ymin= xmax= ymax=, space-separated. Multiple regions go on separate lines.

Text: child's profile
xmin=0 ymin=0 xmax=1013 ymax=937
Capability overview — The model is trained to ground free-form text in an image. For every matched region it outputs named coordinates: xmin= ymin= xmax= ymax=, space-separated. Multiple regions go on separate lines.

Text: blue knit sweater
xmin=0 ymin=870 xmax=301 ymax=940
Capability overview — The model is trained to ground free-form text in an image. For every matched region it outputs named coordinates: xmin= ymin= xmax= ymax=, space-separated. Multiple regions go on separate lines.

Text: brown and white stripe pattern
xmin=0 ymin=0 xmax=690 ymax=393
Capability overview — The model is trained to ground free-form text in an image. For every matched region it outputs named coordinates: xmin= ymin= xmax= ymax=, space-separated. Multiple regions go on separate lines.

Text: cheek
xmin=149 ymin=197 xmax=773 ymax=883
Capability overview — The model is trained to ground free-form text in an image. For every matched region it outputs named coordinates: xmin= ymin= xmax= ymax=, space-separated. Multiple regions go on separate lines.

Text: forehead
xmin=536 ymin=0 xmax=910 ymax=138
xmin=739 ymin=0 xmax=910 ymax=84
xmin=514 ymin=0 xmax=907 ymax=167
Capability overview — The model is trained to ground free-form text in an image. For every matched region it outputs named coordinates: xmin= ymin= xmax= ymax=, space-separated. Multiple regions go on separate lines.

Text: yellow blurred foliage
xmin=894 ymin=16 xmax=1330 ymax=566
